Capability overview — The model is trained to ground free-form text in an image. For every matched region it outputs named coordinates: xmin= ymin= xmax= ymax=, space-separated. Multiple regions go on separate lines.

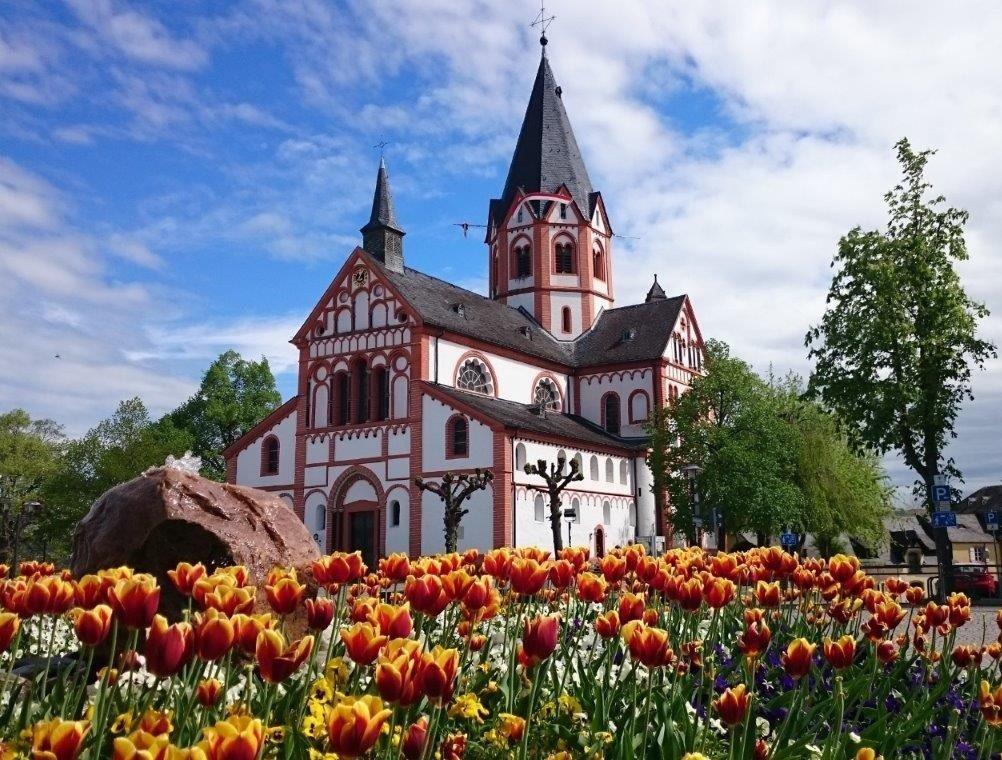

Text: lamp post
xmin=681 ymin=464 xmax=701 ymax=548
xmin=563 ymin=507 xmax=577 ymax=549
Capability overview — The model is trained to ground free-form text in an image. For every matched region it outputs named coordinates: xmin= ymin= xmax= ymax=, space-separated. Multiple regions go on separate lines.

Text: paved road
xmin=950 ymin=606 xmax=1001 ymax=647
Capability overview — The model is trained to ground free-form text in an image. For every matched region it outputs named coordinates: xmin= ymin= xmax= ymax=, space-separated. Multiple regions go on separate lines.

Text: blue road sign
xmin=931 ymin=511 xmax=957 ymax=528
xmin=931 ymin=484 xmax=951 ymax=503
xmin=987 ymin=511 xmax=999 ymax=530
xmin=780 ymin=532 xmax=797 ymax=547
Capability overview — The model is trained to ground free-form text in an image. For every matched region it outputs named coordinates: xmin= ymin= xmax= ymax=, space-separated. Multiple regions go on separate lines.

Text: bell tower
xmin=485 ymin=42 xmax=614 ymax=339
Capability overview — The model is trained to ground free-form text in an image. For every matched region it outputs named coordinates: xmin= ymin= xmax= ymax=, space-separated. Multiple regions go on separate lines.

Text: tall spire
xmin=361 ymin=157 xmax=405 ymax=272
xmin=492 ymin=55 xmax=594 ymax=225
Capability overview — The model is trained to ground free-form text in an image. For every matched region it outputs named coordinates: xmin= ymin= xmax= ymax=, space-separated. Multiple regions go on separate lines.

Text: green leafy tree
xmin=0 ymin=410 xmax=64 ymax=565
xmin=169 ymin=351 xmax=281 ymax=480
xmin=42 ymin=398 xmax=193 ymax=559
xmin=806 ymin=139 xmax=996 ymax=584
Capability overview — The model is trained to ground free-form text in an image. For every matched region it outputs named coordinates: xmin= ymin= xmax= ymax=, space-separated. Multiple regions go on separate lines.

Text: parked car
xmin=952 ymin=564 xmax=998 ymax=597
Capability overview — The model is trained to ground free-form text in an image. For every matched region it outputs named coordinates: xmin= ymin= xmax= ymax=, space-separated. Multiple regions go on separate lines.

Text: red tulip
xmin=520 ymin=614 xmax=559 ymax=669
xmin=144 ymin=615 xmax=194 ymax=678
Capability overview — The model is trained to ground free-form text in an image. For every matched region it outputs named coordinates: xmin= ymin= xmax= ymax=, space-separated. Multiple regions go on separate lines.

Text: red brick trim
xmin=493 ymin=431 xmax=513 ymax=548
xmin=408 ymin=335 xmax=427 ymax=557
xmin=452 ymin=350 xmax=500 ymax=397
xmin=260 ymin=435 xmax=280 ymax=476
xmin=221 ymin=397 xmax=298 ymax=460
xmin=326 ymin=465 xmax=386 ymax=558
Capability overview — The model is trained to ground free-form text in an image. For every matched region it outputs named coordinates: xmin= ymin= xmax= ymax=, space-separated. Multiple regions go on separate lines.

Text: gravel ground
xmin=949 ymin=605 xmax=1001 ymax=647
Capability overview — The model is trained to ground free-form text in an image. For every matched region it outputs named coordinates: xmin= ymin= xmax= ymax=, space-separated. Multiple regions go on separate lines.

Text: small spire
xmin=361 ymin=158 xmax=405 ymax=272
xmin=645 ymin=274 xmax=667 ymax=302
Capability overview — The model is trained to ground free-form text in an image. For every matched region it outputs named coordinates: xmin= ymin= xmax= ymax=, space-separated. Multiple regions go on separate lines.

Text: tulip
xmin=441 ymin=569 xmax=476 ymax=601
xmin=737 ymin=621 xmax=771 ymax=660
xmin=108 ymin=575 xmax=160 ymax=630
xmin=461 ymin=577 xmax=494 ymax=612
xmin=0 ymin=612 xmax=20 ymax=653
xmin=704 ymin=578 xmax=736 ymax=609
xmin=219 ymin=565 xmax=252 ymax=588
xmin=198 ymin=715 xmax=264 ymax=760
xmin=305 ymin=597 xmax=335 ymax=631
xmin=576 ymin=572 xmax=608 ymax=603
xmin=194 ymin=609 xmax=236 ymax=662
xmin=368 ymin=602 xmax=413 ymax=639
xmin=73 ymin=604 xmax=113 ymax=648
xmin=713 ymin=684 xmax=751 ymax=726
xmin=341 ymin=622 xmax=388 ymax=665
xmin=875 ymin=639 xmax=899 ymax=665
xmin=780 ymin=638 xmax=815 ymax=679
xmin=417 ymin=646 xmax=459 ymax=703
xmin=509 ymin=558 xmax=549 ymax=595
xmin=676 ymin=577 xmax=703 ymax=612
xmin=496 ymin=713 xmax=526 ymax=743
xmin=521 ymin=614 xmax=559 ymax=668
xmin=754 ymin=581 xmax=781 ymax=608
xmin=401 ymin=716 xmax=429 ymax=760
xmin=264 ymin=569 xmax=306 ymax=616
xmin=191 ymin=678 xmax=223 ymax=708
xmin=111 ymin=731 xmax=172 ymax=760
xmin=30 ymin=718 xmax=90 ymax=760
xmin=231 ymin=613 xmax=274 ymax=656
xmin=326 ymin=695 xmax=391 ymax=758
xmin=24 ymin=575 xmax=76 ymax=616
xmin=823 ymin=635 xmax=857 ymax=670
xmin=904 ymin=585 xmax=924 ymax=605
xmin=548 ymin=559 xmax=575 ymax=590
xmin=379 ymin=553 xmax=411 ymax=582
xmin=482 ymin=548 xmax=513 ymax=580
xmin=313 ymin=552 xmax=367 ymax=587
xmin=952 ymin=645 xmax=982 ymax=669
xmin=197 ymin=581 xmax=256 ymax=617
xmin=599 ymin=554 xmax=627 ymax=583
xmin=255 ymin=629 xmax=314 ymax=683
xmin=827 ymin=554 xmax=860 ymax=584
xmin=375 ymin=639 xmax=424 ymax=705
xmin=145 ymin=615 xmax=194 ymax=678
xmin=618 ymin=592 xmax=645 ymax=623
xmin=74 ymin=574 xmax=110 ymax=609
xmin=621 ymin=620 xmax=673 ymax=668
xmin=405 ymin=575 xmax=450 ymax=617
xmin=978 ymin=680 xmax=1002 ymax=728
xmin=167 ymin=562 xmax=206 ymax=597
xmin=594 ymin=610 xmax=620 ymax=639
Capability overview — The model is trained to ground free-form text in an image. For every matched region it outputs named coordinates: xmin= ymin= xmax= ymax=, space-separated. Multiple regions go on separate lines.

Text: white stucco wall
xmin=234 ymin=409 xmax=296 ymax=487
xmin=420 ymin=394 xmax=493 ymax=472
xmin=421 ymin=487 xmax=494 ymax=555
xmin=578 ymin=368 xmax=654 ymax=437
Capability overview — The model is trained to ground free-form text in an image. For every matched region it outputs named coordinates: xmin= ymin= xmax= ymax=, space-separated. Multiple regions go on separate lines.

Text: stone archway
xmin=328 ymin=467 xmax=385 ymax=569
xmin=594 ymin=525 xmax=606 ymax=558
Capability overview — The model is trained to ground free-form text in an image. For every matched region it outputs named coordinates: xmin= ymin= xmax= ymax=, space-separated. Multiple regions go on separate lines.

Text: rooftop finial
xmin=373 ymin=138 xmax=390 ymax=158
xmin=531 ymin=0 xmax=555 ymax=55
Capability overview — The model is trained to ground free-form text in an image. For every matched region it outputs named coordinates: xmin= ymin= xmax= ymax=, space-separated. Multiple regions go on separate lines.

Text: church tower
xmin=361 ymin=157 xmax=405 ymax=273
xmin=486 ymin=43 xmax=614 ymax=339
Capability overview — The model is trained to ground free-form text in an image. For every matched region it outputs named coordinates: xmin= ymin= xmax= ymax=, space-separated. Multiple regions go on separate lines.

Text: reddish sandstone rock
xmin=71 ymin=465 xmax=320 ymax=621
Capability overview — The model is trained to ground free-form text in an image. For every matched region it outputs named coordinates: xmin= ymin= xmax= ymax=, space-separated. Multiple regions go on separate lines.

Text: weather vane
xmin=531 ymin=0 xmax=555 ymax=49
xmin=373 ymin=139 xmax=390 ymax=156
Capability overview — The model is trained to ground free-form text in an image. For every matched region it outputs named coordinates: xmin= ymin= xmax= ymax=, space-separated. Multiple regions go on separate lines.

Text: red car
xmin=952 ymin=565 xmax=998 ymax=597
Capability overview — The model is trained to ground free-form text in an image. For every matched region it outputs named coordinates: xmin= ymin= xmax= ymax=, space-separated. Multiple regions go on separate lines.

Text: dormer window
xmin=559 ymin=203 xmax=567 ymax=220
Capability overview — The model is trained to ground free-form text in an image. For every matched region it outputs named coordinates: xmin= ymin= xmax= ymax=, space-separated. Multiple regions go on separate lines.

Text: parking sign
xmin=931 ymin=484 xmax=951 ymax=504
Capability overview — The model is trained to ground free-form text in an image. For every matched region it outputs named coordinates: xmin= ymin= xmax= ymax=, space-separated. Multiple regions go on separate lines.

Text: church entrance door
xmin=341 ymin=501 xmax=379 ymax=570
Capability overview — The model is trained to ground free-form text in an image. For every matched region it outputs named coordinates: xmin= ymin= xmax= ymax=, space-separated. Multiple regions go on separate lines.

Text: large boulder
xmin=71 ymin=463 xmax=320 ymax=620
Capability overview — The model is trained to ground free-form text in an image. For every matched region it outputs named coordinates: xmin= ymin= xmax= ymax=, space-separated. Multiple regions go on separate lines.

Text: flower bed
xmin=0 ymin=546 xmax=999 ymax=759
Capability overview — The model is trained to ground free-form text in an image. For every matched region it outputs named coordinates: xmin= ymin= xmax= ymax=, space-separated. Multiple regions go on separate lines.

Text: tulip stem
xmin=640 ymin=668 xmax=655 ymax=755
xmin=518 ymin=662 xmax=545 ymax=760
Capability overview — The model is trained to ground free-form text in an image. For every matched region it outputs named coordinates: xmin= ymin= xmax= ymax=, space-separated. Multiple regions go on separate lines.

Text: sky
xmin=2 ymin=1 xmax=1000 ymax=503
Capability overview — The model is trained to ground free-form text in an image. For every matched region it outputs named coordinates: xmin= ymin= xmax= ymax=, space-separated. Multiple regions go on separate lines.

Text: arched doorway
xmin=594 ymin=526 xmax=606 ymax=558
xmin=329 ymin=471 xmax=383 ymax=570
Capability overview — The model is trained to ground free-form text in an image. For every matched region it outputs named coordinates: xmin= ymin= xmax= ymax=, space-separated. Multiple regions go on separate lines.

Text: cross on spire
xmin=373 ymin=139 xmax=390 ymax=157
xmin=531 ymin=1 xmax=555 ymax=53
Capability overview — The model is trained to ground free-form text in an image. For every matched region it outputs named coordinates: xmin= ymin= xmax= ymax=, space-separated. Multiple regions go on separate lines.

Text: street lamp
xmin=563 ymin=507 xmax=577 ymax=548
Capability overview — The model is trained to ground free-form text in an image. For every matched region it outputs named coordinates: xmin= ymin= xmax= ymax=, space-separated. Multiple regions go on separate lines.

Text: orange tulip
xmin=73 ymin=604 xmax=113 ymax=648
xmin=326 ymin=695 xmax=391 ymax=758
xmin=461 ymin=577 xmax=494 ymax=612
xmin=875 ymin=639 xmax=899 ymax=665
xmin=621 ymin=620 xmax=673 ymax=668
xmin=111 ymin=730 xmax=171 ymax=760
xmin=24 ymin=575 xmax=75 ymax=616
xmin=978 ymin=680 xmax=1002 ymax=728
xmin=145 ymin=615 xmax=194 ymax=678
xmin=754 ymin=581 xmax=781 ymax=608
xmin=74 ymin=574 xmax=110 ymax=609
xmin=255 ymin=629 xmax=314 ymax=683
xmin=823 ymin=635 xmax=857 ymax=670
xmin=594 ymin=610 xmax=621 ymax=639
xmin=482 ymin=548 xmax=513 ymax=580
xmin=781 ymin=638 xmax=816 ymax=679
xmin=167 ymin=562 xmax=206 ymax=597
xmin=313 ymin=552 xmax=367 ymax=587
xmin=576 ymin=572 xmax=608 ymax=603
xmin=218 ymin=565 xmax=252 ymax=588
xmin=30 ymin=718 xmax=90 ymax=760
xmin=196 ymin=678 xmax=224 ymax=707
xmin=374 ymin=638 xmax=424 ymax=705
xmin=264 ymin=570 xmax=306 ymax=616
xmin=379 ymin=553 xmax=411 ymax=582
xmin=0 ymin=612 xmax=20 ymax=653
xmin=904 ymin=585 xmax=924 ymax=605
xmin=231 ymin=613 xmax=274 ymax=656
xmin=368 ymin=602 xmax=413 ymax=639
xmin=496 ymin=713 xmax=526 ymax=743
xmin=714 ymin=684 xmax=751 ymax=726
xmin=401 ymin=715 xmax=429 ymax=760
xmin=417 ymin=646 xmax=459 ymax=703
xmin=521 ymin=614 xmax=560 ymax=668
xmin=108 ymin=575 xmax=160 ymax=629
xmin=198 ymin=715 xmax=264 ymax=760
xmin=675 ymin=577 xmax=703 ymax=613
xmin=196 ymin=581 xmax=256 ymax=617
xmin=599 ymin=554 xmax=627 ymax=583
xmin=548 ymin=559 xmax=575 ymax=590
xmin=509 ymin=558 xmax=549 ymax=596
xmin=341 ymin=622 xmax=388 ymax=665
xmin=405 ymin=575 xmax=450 ymax=618
xmin=737 ymin=621 xmax=771 ymax=660
xmin=618 ymin=592 xmax=645 ymax=623
xmin=827 ymin=554 xmax=860 ymax=584
xmin=704 ymin=578 xmax=736 ymax=609
xmin=441 ymin=569 xmax=476 ymax=602
xmin=952 ymin=645 xmax=983 ymax=669
xmin=194 ymin=609 xmax=236 ymax=662
xmin=305 ymin=598 xmax=335 ymax=631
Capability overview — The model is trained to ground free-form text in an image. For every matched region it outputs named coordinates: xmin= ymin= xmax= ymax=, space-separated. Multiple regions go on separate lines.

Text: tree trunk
xmin=549 ymin=492 xmax=563 ymax=553
xmin=444 ymin=497 xmax=458 ymax=554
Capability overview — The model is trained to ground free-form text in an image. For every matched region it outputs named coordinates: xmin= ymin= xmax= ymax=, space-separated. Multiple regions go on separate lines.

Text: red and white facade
xmin=224 ymin=52 xmax=706 ymax=565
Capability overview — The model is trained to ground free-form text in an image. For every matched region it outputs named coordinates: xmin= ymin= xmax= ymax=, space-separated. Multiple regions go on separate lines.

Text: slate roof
xmin=361 ymin=158 xmax=403 ymax=235
xmin=490 ymin=55 xmax=595 ymax=226
xmin=959 ymin=484 xmax=1002 ymax=514
xmin=376 ymin=258 xmax=685 ymax=369
xmin=426 ymin=383 xmax=649 ymax=451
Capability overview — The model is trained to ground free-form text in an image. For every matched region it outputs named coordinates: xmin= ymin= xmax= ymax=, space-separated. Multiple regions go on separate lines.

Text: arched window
xmin=261 ymin=436 xmax=280 ymax=475
xmin=571 ymin=496 xmax=581 ymax=524
xmin=390 ymin=500 xmax=401 ymax=527
xmin=561 ymin=306 xmax=572 ymax=334
xmin=534 ymin=494 xmax=545 ymax=522
xmin=559 ymin=203 xmax=567 ymax=220
xmin=593 ymin=246 xmax=606 ymax=281
xmin=605 ymin=458 xmax=614 ymax=482
xmin=589 ymin=455 xmax=599 ymax=481
xmin=572 ymin=452 xmax=583 ymax=475
xmin=513 ymin=243 xmax=532 ymax=278
xmin=447 ymin=415 xmax=469 ymax=457
xmin=515 ymin=443 xmax=527 ymax=471
xmin=602 ymin=500 xmax=611 ymax=525
xmin=532 ymin=378 xmax=561 ymax=411
xmin=603 ymin=393 xmax=621 ymax=436
xmin=619 ymin=460 xmax=629 ymax=485
xmin=628 ymin=502 xmax=637 ymax=527
xmin=456 ymin=358 xmax=493 ymax=395
xmin=555 ymin=241 xmax=574 ymax=273
xmin=629 ymin=390 xmax=650 ymax=423
xmin=352 ymin=359 xmax=369 ymax=423
xmin=373 ymin=366 xmax=390 ymax=421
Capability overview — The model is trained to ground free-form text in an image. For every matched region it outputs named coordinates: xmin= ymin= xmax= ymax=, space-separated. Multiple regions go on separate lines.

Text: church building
xmin=223 ymin=45 xmax=706 ymax=566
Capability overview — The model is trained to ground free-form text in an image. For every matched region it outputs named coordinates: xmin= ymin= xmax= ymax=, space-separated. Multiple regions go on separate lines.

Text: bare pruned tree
xmin=414 ymin=469 xmax=494 ymax=553
xmin=524 ymin=453 xmax=583 ymax=553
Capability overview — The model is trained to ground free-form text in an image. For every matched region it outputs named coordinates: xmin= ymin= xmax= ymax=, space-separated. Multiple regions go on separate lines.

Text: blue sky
xmin=2 ymin=1 xmax=1001 ymax=501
